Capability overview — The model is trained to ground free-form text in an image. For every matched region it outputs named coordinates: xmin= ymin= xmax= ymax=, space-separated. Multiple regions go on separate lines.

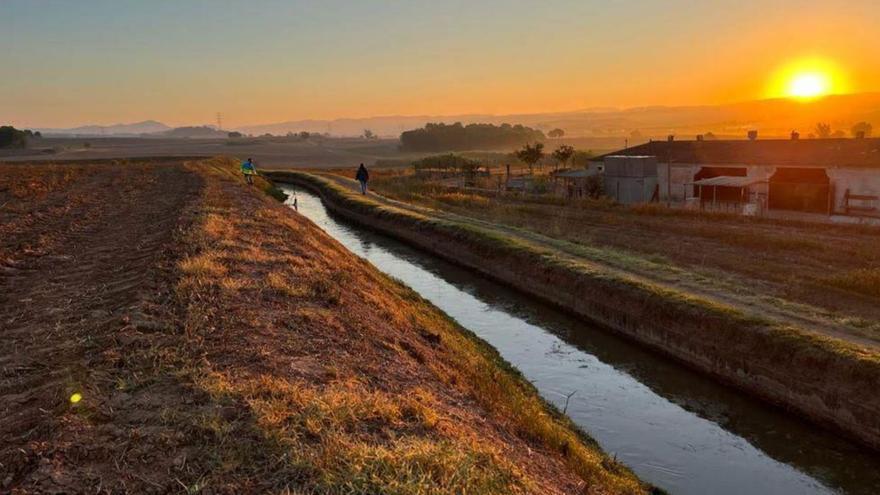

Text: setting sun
xmin=788 ymin=73 xmax=829 ymax=99
xmin=767 ymin=57 xmax=847 ymax=101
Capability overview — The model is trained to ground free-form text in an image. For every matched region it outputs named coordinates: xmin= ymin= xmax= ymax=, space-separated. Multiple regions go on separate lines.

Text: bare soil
xmin=1 ymin=161 xmax=203 ymax=492
xmin=0 ymin=136 xmax=417 ymax=169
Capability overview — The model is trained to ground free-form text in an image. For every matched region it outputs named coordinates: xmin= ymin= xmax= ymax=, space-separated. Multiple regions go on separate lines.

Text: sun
xmin=767 ymin=57 xmax=847 ymax=101
xmin=788 ymin=73 xmax=829 ymax=99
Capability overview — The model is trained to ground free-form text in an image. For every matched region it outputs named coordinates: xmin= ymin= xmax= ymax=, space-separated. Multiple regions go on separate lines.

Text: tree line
xmin=0 ymin=126 xmax=41 ymax=148
xmin=399 ymin=122 xmax=545 ymax=152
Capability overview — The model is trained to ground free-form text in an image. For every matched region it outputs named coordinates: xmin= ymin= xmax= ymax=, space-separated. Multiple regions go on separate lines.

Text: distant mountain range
xmin=37 ymin=120 xmax=171 ymax=136
xmin=36 ymin=92 xmax=880 ymax=139
xmin=238 ymin=92 xmax=880 ymax=139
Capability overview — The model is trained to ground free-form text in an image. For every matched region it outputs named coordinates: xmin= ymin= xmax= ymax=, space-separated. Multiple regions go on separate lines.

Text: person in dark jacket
xmin=355 ymin=163 xmax=369 ymax=194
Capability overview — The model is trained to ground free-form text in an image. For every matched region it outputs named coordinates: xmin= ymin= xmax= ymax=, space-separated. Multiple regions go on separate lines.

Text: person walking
xmin=241 ymin=157 xmax=257 ymax=185
xmin=355 ymin=163 xmax=369 ymax=194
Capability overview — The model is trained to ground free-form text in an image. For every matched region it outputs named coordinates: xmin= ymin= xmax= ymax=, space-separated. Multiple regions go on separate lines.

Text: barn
xmin=592 ymin=136 xmax=880 ymax=218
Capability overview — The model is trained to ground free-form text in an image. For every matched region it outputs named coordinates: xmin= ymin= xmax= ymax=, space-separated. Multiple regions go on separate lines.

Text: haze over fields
xmin=28 ymin=92 xmax=880 ymax=140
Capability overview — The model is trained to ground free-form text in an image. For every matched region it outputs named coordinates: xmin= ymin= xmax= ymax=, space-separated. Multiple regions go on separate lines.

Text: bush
xmin=263 ymin=185 xmax=289 ymax=202
xmin=412 ymin=154 xmax=481 ymax=174
xmin=584 ymin=175 xmax=604 ymax=198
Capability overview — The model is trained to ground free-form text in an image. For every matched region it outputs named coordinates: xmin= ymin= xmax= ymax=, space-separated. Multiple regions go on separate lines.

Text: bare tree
xmin=551 ymin=145 xmax=575 ymax=172
xmin=814 ymin=122 xmax=832 ymax=139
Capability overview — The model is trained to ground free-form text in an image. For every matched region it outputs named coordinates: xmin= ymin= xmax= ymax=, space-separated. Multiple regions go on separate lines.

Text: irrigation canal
xmin=282 ymin=185 xmax=880 ymax=495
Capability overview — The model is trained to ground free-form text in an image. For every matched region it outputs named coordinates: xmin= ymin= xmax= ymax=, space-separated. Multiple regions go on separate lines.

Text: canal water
xmin=282 ymin=186 xmax=880 ymax=495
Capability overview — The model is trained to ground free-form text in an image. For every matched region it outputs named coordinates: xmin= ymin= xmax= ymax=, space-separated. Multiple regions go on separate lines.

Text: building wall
xmin=656 ymin=163 xmax=772 ymax=201
xmin=606 ymin=176 xmax=658 ymax=204
xmin=604 ymin=156 xmax=658 ymax=204
xmin=827 ymin=168 xmax=880 ymax=215
xmin=659 ymin=163 xmax=880 ymax=216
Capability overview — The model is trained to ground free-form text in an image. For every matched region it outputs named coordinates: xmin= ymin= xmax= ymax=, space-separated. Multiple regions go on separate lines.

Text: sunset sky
xmin=3 ymin=0 xmax=880 ymax=128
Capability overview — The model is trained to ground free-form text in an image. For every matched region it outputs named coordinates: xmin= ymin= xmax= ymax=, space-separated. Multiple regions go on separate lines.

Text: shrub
xmin=263 ymin=185 xmax=289 ymax=202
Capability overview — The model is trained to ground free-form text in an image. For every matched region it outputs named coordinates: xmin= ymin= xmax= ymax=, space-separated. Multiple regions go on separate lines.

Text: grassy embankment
xmin=1 ymin=158 xmax=647 ymax=493
xmin=270 ymin=170 xmax=880 ymax=451
xmin=170 ymin=159 xmax=648 ymax=493
xmin=361 ymin=169 xmax=880 ymax=327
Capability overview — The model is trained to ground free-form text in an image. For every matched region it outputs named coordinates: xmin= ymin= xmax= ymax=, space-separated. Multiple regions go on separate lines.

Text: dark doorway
xmin=768 ymin=168 xmax=830 ymax=213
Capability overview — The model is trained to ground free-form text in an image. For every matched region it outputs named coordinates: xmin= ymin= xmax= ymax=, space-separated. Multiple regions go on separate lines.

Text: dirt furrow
xmin=0 ymin=163 xmax=202 ymax=490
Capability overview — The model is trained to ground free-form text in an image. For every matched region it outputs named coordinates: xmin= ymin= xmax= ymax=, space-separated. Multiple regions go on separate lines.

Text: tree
xmin=363 ymin=129 xmax=376 ymax=140
xmin=227 ymin=131 xmax=242 ymax=138
xmin=399 ymin=122 xmax=545 ymax=152
xmin=814 ymin=122 xmax=832 ymax=139
xmin=548 ymin=128 xmax=565 ymax=138
xmin=34 ymin=131 xmax=42 ymax=138
xmin=298 ymin=131 xmax=310 ymax=139
xmin=570 ymin=150 xmax=594 ymax=168
xmin=852 ymin=121 xmax=873 ymax=138
xmin=514 ymin=142 xmax=544 ymax=174
xmin=0 ymin=126 xmax=28 ymax=148
xmin=704 ymin=131 xmax=718 ymax=140
xmin=551 ymin=144 xmax=575 ymax=171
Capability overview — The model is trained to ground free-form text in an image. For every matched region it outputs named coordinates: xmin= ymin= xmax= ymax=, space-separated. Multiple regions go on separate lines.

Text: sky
xmin=3 ymin=0 xmax=880 ymax=128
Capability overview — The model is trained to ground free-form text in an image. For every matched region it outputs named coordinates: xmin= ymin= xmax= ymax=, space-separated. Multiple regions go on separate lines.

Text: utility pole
xmin=216 ymin=112 xmax=223 ymax=131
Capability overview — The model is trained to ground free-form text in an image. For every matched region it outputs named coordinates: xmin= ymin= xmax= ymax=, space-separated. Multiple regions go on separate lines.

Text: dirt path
xmin=0 ymin=162 xmax=202 ymax=491
xmin=317 ymin=173 xmax=880 ymax=350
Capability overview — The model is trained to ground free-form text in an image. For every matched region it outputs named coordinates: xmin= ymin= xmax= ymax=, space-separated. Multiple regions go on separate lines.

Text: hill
xmin=237 ymin=92 xmax=880 ymax=139
xmin=37 ymin=120 xmax=171 ymax=136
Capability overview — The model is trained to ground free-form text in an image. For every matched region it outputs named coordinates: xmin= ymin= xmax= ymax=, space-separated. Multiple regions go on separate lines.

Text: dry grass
xmin=173 ymin=158 xmax=647 ymax=494
xmin=823 ymin=268 xmax=880 ymax=298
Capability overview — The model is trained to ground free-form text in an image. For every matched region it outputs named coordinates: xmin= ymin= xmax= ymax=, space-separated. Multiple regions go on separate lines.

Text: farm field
xmin=327 ymin=168 xmax=880 ymax=345
xmin=0 ymin=136 xmax=425 ymax=169
xmin=0 ymin=159 xmax=644 ymax=494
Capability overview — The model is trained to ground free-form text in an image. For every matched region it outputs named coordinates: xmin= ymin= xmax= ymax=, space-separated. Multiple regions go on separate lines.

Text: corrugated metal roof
xmin=592 ymin=138 xmax=880 ymax=168
xmin=689 ymin=176 xmax=765 ymax=187
xmin=555 ymin=169 xmax=592 ymax=178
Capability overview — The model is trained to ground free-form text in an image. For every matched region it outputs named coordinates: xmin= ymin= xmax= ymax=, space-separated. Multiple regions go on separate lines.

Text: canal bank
xmin=266 ymin=170 xmax=880 ymax=453
xmin=280 ymin=184 xmax=880 ymax=495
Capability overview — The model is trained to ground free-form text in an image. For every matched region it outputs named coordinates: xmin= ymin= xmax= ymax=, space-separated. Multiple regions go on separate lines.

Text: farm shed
xmin=603 ymin=155 xmax=658 ymax=204
xmin=593 ymin=137 xmax=880 ymax=217
xmin=687 ymin=175 xmax=767 ymax=208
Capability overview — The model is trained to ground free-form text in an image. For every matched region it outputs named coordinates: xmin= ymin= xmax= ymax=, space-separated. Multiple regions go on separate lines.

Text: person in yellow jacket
xmin=241 ymin=157 xmax=257 ymax=185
